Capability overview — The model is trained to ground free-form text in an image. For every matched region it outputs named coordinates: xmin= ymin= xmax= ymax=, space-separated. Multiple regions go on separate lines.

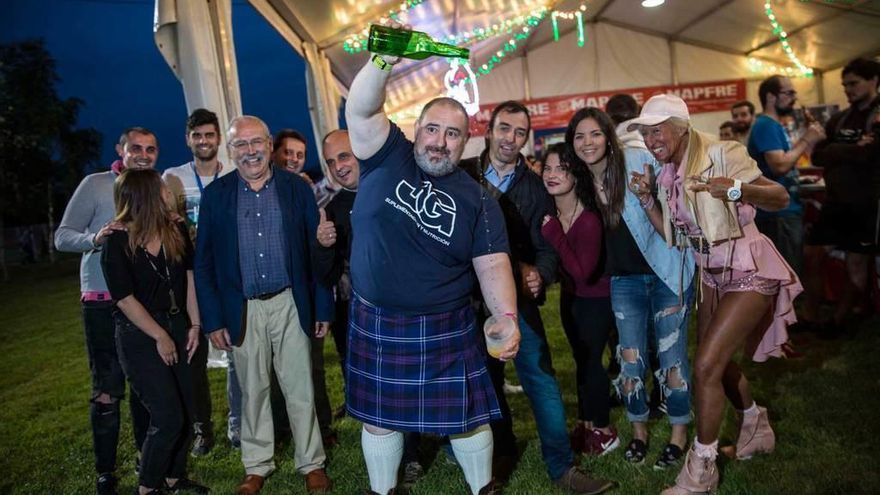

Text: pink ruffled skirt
xmin=697 ymin=223 xmax=803 ymax=362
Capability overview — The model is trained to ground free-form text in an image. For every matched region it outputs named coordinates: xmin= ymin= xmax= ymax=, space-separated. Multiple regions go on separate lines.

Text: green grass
xmin=1 ymin=258 xmax=878 ymax=494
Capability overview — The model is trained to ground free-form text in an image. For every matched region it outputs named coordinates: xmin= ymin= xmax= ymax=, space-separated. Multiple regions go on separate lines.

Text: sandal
xmin=624 ymin=439 xmax=647 ymax=464
xmin=653 ymin=443 xmax=684 ymax=470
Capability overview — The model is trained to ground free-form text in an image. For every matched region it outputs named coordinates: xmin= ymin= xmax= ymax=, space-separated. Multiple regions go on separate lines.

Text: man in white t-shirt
xmin=163 ymin=108 xmax=237 ymax=455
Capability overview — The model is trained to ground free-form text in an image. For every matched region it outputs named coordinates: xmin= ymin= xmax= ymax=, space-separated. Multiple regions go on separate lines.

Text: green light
xmin=576 ymin=11 xmax=585 ymax=47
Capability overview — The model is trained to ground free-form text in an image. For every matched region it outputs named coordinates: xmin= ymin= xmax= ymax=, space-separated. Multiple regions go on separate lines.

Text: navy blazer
xmin=194 ymin=168 xmax=333 ymax=345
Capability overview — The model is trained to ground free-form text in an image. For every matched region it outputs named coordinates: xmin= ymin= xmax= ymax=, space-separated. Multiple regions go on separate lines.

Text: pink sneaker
xmin=585 ymin=427 xmax=620 ymax=456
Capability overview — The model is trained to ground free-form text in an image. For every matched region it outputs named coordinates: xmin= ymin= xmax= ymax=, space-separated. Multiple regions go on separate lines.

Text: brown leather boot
xmin=660 ymin=447 xmax=718 ymax=494
xmin=735 ymin=405 xmax=775 ymax=460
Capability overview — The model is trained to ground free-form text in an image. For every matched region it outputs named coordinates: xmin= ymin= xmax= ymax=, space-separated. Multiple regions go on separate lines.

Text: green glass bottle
xmin=367 ymin=24 xmax=469 ymax=60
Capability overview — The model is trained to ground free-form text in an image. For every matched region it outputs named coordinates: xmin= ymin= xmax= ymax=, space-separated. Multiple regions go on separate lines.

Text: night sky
xmin=4 ymin=0 xmax=319 ymax=174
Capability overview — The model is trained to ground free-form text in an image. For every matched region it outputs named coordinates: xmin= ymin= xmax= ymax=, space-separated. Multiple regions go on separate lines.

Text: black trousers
xmin=559 ymin=292 xmax=614 ymax=427
xmin=116 ymin=311 xmax=194 ymax=489
xmin=82 ymin=301 xmax=149 ymax=474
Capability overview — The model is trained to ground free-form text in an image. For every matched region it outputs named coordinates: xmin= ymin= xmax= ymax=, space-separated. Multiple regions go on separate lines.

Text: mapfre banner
xmin=469 ymin=79 xmax=746 ymax=136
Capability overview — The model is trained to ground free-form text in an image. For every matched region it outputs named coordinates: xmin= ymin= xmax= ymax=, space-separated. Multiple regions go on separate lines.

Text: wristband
xmin=640 ymin=196 xmax=655 ymax=210
xmin=371 ymin=54 xmax=393 ymax=72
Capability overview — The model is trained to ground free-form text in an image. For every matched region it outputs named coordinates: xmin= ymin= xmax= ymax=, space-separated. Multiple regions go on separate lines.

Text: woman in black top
xmin=101 ymin=169 xmax=207 ymax=495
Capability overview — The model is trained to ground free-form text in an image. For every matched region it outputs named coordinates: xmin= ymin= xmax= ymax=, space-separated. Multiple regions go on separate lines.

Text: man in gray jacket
xmin=55 ymin=127 xmax=158 ymax=495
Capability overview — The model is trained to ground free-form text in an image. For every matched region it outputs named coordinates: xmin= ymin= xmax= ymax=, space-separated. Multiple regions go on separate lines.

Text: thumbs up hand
xmin=317 ymin=208 xmax=337 ymax=247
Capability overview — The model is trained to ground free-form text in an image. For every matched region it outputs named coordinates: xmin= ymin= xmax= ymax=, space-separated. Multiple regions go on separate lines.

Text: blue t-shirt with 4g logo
xmin=350 ymin=123 xmax=509 ymax=315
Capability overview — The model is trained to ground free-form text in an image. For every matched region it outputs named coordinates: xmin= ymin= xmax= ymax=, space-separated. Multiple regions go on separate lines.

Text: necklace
xmin=145 ymin=244 xmax=180 ymax=315
xmin=558 ymin=200 xmax=581 ymax=232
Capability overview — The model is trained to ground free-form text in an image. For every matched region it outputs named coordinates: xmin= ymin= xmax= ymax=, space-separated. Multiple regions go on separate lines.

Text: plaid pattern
xmin=346 ymin=293 xmax=502 ymax=434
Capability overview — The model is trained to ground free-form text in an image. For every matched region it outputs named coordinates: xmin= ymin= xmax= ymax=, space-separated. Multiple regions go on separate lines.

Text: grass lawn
xmin=1 ymin=258 xmax=878 ymax=494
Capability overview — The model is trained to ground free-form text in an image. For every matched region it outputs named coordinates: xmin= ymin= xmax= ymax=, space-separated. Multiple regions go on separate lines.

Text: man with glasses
xmin=194 ymin=115 xmax=334 ymax=495
xmin=747 ymin=75 xmax=825 ymax=276
xmin=162 ymin=108 xmax=237 ymax=454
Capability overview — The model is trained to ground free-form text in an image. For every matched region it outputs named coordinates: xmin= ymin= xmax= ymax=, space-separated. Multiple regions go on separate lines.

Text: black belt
xmin=251 ymin=287 xmax=288 ymax=301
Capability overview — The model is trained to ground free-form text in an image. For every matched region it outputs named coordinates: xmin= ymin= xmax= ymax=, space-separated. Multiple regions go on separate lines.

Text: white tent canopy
xmin=157 ymin=0 xmax=880 ymax=153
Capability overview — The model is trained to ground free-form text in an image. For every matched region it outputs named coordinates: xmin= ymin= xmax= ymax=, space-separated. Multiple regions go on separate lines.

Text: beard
xmin=193 ymin=147 xmax=218 ymax=161
xmin=733 ymin=121 xmax=751 ymax=133
xmin=414 ymin=145 xmax=457 ymax=177
xmin=775 ymin=103 xmax=794 ymax=117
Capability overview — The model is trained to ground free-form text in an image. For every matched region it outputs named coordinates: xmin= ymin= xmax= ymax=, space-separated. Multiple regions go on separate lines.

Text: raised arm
xmin=345 ymin=55 xmax=396 ymax=161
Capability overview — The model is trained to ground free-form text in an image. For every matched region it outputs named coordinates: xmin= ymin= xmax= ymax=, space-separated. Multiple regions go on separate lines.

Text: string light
xmin=747 ymin=57 xmax=810 ymax=78
xmin=761 ymin=1 xmax=814 ymax=77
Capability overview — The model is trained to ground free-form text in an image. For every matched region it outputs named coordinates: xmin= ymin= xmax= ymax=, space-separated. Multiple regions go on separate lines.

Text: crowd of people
xmin=55 ymin=45 xmax=878 ymax=495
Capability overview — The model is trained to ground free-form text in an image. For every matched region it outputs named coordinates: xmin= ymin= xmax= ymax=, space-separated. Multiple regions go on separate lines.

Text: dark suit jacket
xmin=194 ymin=168 xmax=333 ymax=345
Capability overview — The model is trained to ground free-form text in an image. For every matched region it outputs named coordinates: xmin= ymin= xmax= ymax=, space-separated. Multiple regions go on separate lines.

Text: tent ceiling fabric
xmin=254 ymin=0 xmax=880 ymax=115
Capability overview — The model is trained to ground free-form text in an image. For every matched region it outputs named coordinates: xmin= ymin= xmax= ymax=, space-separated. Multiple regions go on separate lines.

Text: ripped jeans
xmin=611 ymin=275 xmax=694 ymax=425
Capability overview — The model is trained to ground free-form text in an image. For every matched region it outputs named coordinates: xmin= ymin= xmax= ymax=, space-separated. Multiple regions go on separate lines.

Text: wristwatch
xmin=726 ymin=179 xmax=743 ymax=202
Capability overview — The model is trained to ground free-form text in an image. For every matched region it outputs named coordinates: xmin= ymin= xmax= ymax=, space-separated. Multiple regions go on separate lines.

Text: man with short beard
xmin=806 ymin=58 xmax=880 ymax=329
xmin=730 ymin=100 xmax=756 ymax=144
xmin=747 ymin=75 xmax=826 ymax=276
xmin=162 ymin=108 xmax=237 ymax=454
xmin=55 ymin=127 xmax=157 ymax=495
xmin=344 ymin=39 xmax=521 ymax=495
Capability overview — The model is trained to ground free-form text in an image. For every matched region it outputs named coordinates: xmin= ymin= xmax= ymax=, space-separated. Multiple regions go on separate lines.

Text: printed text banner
xmin=469 ymin=79 xmax=746 ymax=136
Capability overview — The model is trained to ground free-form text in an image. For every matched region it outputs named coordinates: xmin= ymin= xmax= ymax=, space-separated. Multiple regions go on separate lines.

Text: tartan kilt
xmin=345 ymin=293 xmax=502 ymax=434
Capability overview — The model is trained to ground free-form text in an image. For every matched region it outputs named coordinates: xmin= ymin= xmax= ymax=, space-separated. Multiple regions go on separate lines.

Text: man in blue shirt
xmin=747 ymin=75 xmax=826 ymax=275
xmin=195 ymin=116 xmax=334 ymax=495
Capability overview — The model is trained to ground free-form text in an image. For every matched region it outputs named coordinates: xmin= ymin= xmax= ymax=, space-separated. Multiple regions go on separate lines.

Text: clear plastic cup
xmin=484 ymin=314 xmax=516 ymax=359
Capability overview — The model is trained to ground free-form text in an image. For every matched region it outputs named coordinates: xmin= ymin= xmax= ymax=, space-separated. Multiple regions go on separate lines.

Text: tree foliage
xmin=0 ymin=39 xmax=102 ymax=227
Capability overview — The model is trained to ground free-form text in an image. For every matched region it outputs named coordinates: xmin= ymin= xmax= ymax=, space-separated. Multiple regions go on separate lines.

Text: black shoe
xmin=478 ymin=480 xmax=503 ymax=495
xmin=623 ymin=439 xmax=648 ymax=465
xmin=96 ymin=473 xmax=118 ymax=495
xmin=190 ymin=423 xmax=214 ymax=457
xmin=653 ymin=443 xmax=684 ymax=470
xmin=166 ymin=477 xmax=209 ymax=494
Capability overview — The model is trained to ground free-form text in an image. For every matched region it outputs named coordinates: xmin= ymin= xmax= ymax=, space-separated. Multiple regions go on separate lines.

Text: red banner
xmin=469 ymin=79 xmax=746 ymax=136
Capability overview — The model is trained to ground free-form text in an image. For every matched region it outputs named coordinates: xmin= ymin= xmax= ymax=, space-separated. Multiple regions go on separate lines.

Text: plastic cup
xmin=484 ymin=314 xmax=516 ymax=359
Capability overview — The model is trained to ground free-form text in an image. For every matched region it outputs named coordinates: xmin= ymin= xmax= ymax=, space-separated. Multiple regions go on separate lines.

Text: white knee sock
xmin=361 ymin=428 xmax=403 ymax=495
xmin=450 ymin=424 xmax=493 ymax=495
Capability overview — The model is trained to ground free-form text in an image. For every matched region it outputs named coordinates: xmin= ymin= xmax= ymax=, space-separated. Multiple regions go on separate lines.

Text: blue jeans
xmin=490 ymin=303 xmax=573 ymax=480
xmin=611 ymin=275 xmax=693 ymax=425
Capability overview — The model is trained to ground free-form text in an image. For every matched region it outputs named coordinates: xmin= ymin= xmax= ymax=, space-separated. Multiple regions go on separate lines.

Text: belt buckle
xmin=688 ymin=236 xmax=710 ymax=254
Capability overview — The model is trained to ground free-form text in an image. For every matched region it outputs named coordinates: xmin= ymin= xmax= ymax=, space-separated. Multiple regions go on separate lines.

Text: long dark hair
xmin=564 ymin=107 xmax=626 ymax=228
xmin=114 ymin=168 xmax=185 ymax=262
xmin=543 ymin=143 xmax=598 ymax=214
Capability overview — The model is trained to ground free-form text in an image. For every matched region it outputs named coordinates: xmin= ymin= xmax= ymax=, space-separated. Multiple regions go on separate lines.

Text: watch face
xmin=727 ymin=187 xmax=742 ymax=201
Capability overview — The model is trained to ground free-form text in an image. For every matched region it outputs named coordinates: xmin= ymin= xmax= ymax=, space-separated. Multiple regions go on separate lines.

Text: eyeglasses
xmin=778 ymin=90 xmax=797 ymax=97
xmin=229 ymin=137 xmax=268 ymax=152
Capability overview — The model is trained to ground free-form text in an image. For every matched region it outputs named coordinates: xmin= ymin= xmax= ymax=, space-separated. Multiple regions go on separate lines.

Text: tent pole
xmin=522 ymin=53 xmax=535 ymax=155
xmin=669 ymin=39 xmax=679 ymax=86
xmin=815 ymin=70 xmax=825 ymax=104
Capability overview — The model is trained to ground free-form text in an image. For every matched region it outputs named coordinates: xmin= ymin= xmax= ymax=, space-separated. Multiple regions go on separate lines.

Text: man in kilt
xmin=344 ymin=43 xmax=521 ymax=495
